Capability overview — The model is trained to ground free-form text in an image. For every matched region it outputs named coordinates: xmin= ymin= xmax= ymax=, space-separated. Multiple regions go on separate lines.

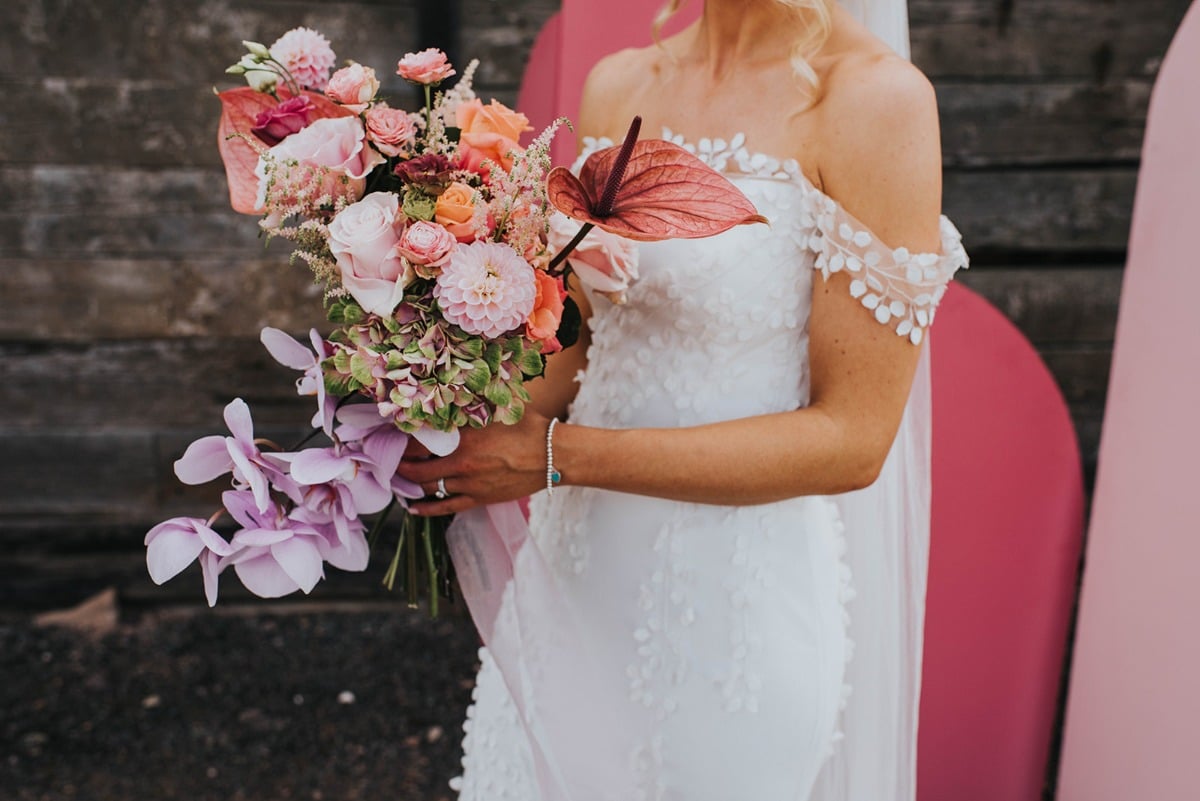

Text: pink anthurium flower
xmin=260 ymin=327 xmax=337 ymax=435
xmin=218 ymin=491 xmax=327 ymax=599
xmin=173 ymin=398 xmax=282 ymax=513
xmin=144 ymin=517 xmax=236 ymax=607
xmin=217 ymin=86 xmax=355 ymax=214
xmin=546 ymin=116 xmax=767 ymax=245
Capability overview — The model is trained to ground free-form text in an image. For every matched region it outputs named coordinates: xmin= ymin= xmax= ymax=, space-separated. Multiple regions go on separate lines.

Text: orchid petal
xmin=195 ymin=525 xmax=237 ymax=557
xmin=200 ymin=550 xmax=224 ymax=607
xmin=345 ymin=472 xmax=392 ymax=515
xmin=222 ymin=490 xmax=268 ymax=529
xmin=270 ymin=537 xmax=325 ymax=594
xmin=231 ymin=527 xmax=293 ymax=547
xmin=412 ymin=426 xmax=460 ymax=456
xmin=363 ymin=426 xmax=409 ymax=479
xmin=174 ymin=436 xmax=233 ymax=485
xmin=290 ymin=448 xmax=356 ymax=485
xmin=261 ymin=327 xmax=316 ymax=370
xmin=337 ymin=404 xmax=387 ymax=429
xmin=391 ymin=474 xmax=424 ymax=500
xmin=319 ymin=530 xmax=370 ymax=572
xmin=146 ymin=526 xmax=206 ymax=584
xmin=234 ymin=552 xmax=301 ymax=598
xmin=228 ymin=440 xmax=271 ymax=512
xmin=223 ymin=398 xmax=255 ymax=444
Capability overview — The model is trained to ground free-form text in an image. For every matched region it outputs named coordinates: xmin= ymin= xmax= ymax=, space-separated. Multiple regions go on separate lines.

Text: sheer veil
xmin=810 ymin=6 xmax=928 ymax=801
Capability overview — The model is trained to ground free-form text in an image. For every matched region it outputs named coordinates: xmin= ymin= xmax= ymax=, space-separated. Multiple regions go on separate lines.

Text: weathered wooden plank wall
xmin=0 ymin=0 xmax=1190 ymax=610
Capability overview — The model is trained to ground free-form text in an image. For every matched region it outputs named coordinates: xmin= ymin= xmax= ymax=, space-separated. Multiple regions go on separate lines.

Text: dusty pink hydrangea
xmin=270 ymin=27 xmax=337 ymax=91
xmin=434 ymin=241 xmax=537 ymax=339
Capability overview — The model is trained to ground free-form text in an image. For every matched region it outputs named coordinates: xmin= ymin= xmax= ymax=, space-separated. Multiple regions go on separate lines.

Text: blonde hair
xmin=653 ymin=0 xmax=834 ymax=94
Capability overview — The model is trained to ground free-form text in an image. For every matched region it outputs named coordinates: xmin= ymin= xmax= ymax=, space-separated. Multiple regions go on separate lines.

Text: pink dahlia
xmin=270 ymin=27 xmax=337 ymax=91
xmin=434 ymin=241 xmax=537 ymax=339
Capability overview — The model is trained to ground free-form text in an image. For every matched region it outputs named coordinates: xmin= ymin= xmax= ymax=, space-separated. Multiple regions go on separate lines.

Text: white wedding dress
xmin=449 ymin=132 xmax=968 ymax=801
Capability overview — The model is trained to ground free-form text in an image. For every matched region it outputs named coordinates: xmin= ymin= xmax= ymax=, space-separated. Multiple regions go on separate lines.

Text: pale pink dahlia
xmin=434 ymin=241 xmax=537 ymax=339
xmin=270 ymin=27 xmax=337 ymax=91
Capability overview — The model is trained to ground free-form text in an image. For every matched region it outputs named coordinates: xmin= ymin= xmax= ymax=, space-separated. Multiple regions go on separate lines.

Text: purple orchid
xmin=173 ymin=398 xmax=285 ymax=513
xmin=144 ymin=516 xmax=236 ymax=607
xmin=218 ymin=490 xmax=328 ymax=599
xmin=260 ymin=327 xmax=337 ymax=435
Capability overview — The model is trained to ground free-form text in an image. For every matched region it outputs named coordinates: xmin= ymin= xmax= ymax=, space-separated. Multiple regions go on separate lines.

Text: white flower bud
xmin=243 ymin=40 xmax=272 ymax=60
xmin=238 ymin=55 xmax=277 ymax=92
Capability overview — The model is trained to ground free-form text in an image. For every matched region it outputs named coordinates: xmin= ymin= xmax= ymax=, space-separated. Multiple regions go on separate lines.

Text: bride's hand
xmin=396 ymin=411 xmax=552 ymax=516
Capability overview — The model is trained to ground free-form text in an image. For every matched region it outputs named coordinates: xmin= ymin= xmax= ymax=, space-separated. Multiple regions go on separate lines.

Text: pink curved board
xmin=925 ymin=283 xmax=1085 ymax=801
xmin=1057 ymin=5 xmax=1200 ymax=800
xmin=518 ymin=5 xmax=1085 ymax=798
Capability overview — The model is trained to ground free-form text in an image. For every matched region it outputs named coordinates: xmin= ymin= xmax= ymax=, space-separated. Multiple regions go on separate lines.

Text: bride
xmin=397 ymin=1 xmax=967 ymax=799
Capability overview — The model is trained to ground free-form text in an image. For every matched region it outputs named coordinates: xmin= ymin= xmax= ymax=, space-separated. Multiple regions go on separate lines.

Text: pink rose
xmin=325 ymin=63 xmax=380 ymax=112
xmin=547 ymin=211 xmax=639 ymax=304
xmin=255 ymin=117 xmax=386 ymax=209
xmin=327 ymin=192 xmax=413 ymax=316
xmin=251 ymin=95 xmax=315 ymax=146
xmin=365 ymin=106 xmax=417 ymax=158
xmin=396 ymin=221 xmax=457 ymax=277
xmin=396 ymin=48 xmax=456 ymax=85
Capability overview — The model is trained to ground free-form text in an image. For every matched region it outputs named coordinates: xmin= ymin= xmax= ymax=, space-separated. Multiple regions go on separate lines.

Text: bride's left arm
xmin=400 ymin=58 xmax=946 ymax=513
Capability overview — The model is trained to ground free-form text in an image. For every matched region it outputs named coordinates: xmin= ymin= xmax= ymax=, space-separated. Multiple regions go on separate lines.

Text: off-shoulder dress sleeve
xmin=804 ymin=190 xmax=968 ymax=345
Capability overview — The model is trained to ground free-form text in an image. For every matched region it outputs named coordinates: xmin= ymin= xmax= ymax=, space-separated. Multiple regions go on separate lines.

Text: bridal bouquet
xmin=145 ymin=27 xmax=764 ymax=613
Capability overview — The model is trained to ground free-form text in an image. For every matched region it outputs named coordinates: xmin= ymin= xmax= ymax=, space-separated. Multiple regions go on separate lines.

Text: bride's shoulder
xmin=818 ymin=48 xmax=938 ymax=146
xmin=811 ymin=45 xmax=943 ymax=248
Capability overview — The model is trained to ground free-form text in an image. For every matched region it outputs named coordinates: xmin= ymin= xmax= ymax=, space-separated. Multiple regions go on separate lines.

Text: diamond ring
xmin=435 ymin=477 xmax=449 ymax=499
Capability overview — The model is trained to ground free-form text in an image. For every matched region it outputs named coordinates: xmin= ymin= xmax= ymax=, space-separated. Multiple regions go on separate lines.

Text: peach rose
xmin=526 ymin=271 xmax=567 ymax=353
xmin=434 ymin=182 xmax=482 ymax=243
xmin=325 ymin=63 xmax=379 ymax=112
xmin=396 ymin=48 xmax=455 ymax=85
xmin=547 ymin=211 xmax=639 ymax=304
xmin=456 ymin=99 xmax=533 ymax=173
xmin=365 ymin=106 xmax=417 ymax=158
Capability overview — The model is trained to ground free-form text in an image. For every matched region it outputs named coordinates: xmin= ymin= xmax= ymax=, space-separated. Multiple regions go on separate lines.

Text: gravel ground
xmin=0 ymin=605 xmax=482 ymax=801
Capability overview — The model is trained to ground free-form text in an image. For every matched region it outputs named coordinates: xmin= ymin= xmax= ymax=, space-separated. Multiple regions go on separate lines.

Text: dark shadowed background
xmin=0 ymin=0 xmax=1192 ymax=798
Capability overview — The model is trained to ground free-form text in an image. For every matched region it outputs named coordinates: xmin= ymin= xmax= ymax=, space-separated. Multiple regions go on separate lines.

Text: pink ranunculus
xmin=327 ymin=192 xmax=413 ymax=316
xmin=325 ymin=63 xmax=379 ymax=112
xmin=396 ymin=48 xmax=456 ymax=85
xmin=396 ymin=221 xmax=457 ymax=277
xmin=547 ymin=211 xmax=640 ymax=304
xmin=365 ymin=106 xmax=417 ymax=158
xmin=251 ymin=95 xmax=315 ymax=146
xmin=254 ymin=116 xmax=385 ymax=210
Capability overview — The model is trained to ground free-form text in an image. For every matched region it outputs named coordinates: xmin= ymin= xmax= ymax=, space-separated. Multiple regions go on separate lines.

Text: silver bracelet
xmin=545 ymin=417 xmax=562 ymax=495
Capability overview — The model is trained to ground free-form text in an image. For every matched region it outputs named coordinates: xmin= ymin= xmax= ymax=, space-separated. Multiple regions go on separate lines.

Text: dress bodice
xmin=568 ymin=129 xmax=969 ymax=431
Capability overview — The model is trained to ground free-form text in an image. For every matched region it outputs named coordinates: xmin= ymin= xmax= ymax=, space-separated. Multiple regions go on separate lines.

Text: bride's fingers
xmin=396 ymin=454 xmax=455 ymax=484
xmin=410 ymin=492 xmax=477 ymax=517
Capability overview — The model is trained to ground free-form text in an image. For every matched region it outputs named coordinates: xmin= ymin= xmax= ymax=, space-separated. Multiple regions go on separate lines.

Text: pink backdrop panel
xmin=925 ymin=284 xmax=1084 ymax=801
xmin=518 ymin=0 xmax=699 ymax=165
xmin=1057 ymin=4 xmax=1200 ymax=799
